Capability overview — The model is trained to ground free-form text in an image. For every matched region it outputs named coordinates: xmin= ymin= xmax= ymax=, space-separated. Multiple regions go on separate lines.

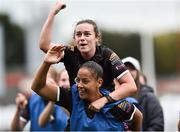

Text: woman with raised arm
xmin=38 ymin=0 xmax=137 ymax=112
xmin=31 ymin=47 xmax=142 ymax=130
xmin=38 ymin=68 xmax=70 ymax=128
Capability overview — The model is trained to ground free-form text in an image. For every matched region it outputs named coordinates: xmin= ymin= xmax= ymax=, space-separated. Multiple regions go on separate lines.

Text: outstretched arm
xmin=110 ymin=72 xmax=137 ymax=100
xmin=89 ymin=73 xmax=137 ymax=112
xmin=31 ymin=45 xmax=65 ymax=101
xmin=39 ymin=0 xmax=66 ymax=53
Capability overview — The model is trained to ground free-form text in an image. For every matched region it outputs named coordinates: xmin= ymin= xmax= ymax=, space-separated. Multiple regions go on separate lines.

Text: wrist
xmin=17 ymin=106 xmax=21 ymax=111
xmin=104 ymin=94 xmax=115 ymax=103
xmin=43 ymin=60 xmax=52 ymax=65
xmin=48 ymin=11 xmax=56 ymax=19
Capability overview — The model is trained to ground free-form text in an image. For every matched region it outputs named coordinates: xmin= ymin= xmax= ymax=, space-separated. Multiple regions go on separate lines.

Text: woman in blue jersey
xmin=38 ymin=69 xmax=70 ymax=128
xmin=11 ymin=67 xmax=69 ymax=131
xmin=31 ymin=46 xmax=142 ymax=131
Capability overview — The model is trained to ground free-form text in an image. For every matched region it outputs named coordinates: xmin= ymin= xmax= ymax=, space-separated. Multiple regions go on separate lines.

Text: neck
xmin=81 ymin=48 xmax=96 ymax=60
xmin=88 ymin=91 xmax=102 ymax=102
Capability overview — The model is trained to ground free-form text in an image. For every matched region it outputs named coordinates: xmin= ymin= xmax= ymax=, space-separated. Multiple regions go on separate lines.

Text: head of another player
xmin=73 ymin=19 xmax=101 ymax=57
xmin=75 ymin=61 xmax=103 ymax=102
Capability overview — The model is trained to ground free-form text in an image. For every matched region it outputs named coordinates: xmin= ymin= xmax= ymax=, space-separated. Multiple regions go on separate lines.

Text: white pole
xmin=140 ymin=32 xmax=157 ymax=94
xmin=0 ymin=24 xmax=6 ymax=97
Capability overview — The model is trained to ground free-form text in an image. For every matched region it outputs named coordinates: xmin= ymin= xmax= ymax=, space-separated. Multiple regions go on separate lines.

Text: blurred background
xmin=0 ymin=0 xmax=180 ymax=130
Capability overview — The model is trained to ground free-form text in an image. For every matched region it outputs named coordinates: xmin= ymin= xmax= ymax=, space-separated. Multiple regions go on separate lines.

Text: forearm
xmin=31 ymin=61 xmax=51 ymax=92
xmin=110 ymin=73 xmax=137 ymax=101
xmin=109 ymin=83 xmax=137 ymax=101
xmin=39 ymin=101 xmax=55 ymax=127
xmin=132 ymin=107 xmax=143 ymax=131
xmin=39 ymin=13 xmax=55 ymax=53
xmin=11 ymin=108 xmax=22 ymax=131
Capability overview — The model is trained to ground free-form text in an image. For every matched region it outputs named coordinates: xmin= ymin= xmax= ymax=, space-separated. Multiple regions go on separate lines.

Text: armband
xmin=108 ymin=100 xmax=135 ymax=122
xmin=104 ymin=94 xmax=115 ymax=103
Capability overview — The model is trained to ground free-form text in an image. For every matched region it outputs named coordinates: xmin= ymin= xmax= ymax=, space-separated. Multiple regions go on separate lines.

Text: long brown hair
xmin=133 ymin=70 xmax=141 ymax=99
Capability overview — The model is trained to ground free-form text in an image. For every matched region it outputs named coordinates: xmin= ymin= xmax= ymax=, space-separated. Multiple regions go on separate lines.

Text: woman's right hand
xmin=51 ymin=0 xmax=66 ymax=15
xmin=44 ymin=45 xmax=65 ymax=64
xmin=16 ymin=93 xmax=28 ymax=110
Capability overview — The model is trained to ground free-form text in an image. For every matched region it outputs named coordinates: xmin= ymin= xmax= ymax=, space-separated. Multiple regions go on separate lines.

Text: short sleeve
xmin=108 ymin=52 xmax=128 ymax=79
xmin=108 ymin=100 xmax=136 ymax=122
xmin=55 ymin=87 xmax=72 ymax=113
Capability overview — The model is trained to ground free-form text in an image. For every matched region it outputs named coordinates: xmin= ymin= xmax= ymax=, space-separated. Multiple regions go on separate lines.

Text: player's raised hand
xmin=16 ymin=93 xmax=28 ymax=110
xmin=44 ymin=45 xmax=65 ymax=64
xmin=51 ymin=0 xmax=66 ymax=15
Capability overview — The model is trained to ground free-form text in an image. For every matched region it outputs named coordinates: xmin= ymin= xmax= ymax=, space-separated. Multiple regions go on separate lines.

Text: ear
xmin=95 ymin=37 xmax=100 ymax=44
xmin=98 ymin=78 xmax=103 ymax=87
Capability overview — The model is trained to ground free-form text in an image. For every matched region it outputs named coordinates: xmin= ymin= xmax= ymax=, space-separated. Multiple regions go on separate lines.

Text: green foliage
xmin=101 ymin=30 xmax=141 ymax=60
xmin=0 ymin=14 xmax=26 ymax=69
xmin=154 ymin=33 xmax=179 ymax=75
xmin=101 ymin=30 xmax=179 ymax=76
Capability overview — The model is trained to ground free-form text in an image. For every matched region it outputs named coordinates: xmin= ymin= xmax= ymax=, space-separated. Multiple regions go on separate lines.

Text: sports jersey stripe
xmin=117 ymin=70 xmax=129 ymax=79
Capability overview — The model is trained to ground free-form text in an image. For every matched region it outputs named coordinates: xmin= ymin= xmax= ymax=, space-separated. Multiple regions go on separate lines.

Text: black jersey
xmin=61 ymin=45 xmax=127 ymax=91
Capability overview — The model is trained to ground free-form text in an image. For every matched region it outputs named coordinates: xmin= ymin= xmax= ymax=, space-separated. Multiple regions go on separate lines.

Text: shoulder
xmin=98 ymin=45 xmax=113 ymax=55
xmin=140 ymin=85 xmax=155 ymax=98
xmin=71 ymin=84 xmax=79 ymax=96
xmin=28 ymin=93 xmax=43 ymax=106
xmin=98 ymin=45 xmax=120 ymax=61
xmin=139 ymin=88 xmax=160 ymax=105
xmin=141 ymin=85 xmax=154 ymax=93
xmin=99 ymin=87 xmax=110 ymax=95
xmin=125 ymin=97 xmax=138 ymax=104
xmin=71 ymin=84 xmax=77 ymax=90
xmin=31 ymin=92 xmax=38 ymax=97
xmin=30 ymin=92 xmax=41 ymax=100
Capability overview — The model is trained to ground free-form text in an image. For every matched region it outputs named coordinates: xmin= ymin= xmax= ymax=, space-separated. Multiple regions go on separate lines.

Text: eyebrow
xmin=75 ymin=31 xmax=91 ymax=33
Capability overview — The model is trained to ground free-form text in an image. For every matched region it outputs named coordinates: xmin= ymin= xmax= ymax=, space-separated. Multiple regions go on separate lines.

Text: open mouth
xmin=79 ymin=43 xmax=87 ymax=46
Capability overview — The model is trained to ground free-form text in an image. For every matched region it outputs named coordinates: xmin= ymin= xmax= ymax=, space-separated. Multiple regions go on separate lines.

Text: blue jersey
xmin=70 ymin=84 xmax=134 ymax=131
xmin=21 ymin=92 xmax=69 ymax=131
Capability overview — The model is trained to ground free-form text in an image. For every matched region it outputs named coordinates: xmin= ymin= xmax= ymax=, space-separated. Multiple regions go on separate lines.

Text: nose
xmin=77 ymin=82 xmax=84 ymax=88
xmin=77 ymin=84 xmax=84 ymax=91
xmin=79 ymin=34 xmax=85 ymax=41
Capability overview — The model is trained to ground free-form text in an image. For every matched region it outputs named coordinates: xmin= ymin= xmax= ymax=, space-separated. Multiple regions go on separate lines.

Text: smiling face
xmin=74 ymin=23 xmax=99 ymax=58
xmin=75 ymin=67 xmax=103 ymax=102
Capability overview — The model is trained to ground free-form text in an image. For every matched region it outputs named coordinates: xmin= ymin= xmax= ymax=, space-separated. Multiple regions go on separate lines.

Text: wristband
xmin=104 ymin=94 xmax=115 ymax=103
